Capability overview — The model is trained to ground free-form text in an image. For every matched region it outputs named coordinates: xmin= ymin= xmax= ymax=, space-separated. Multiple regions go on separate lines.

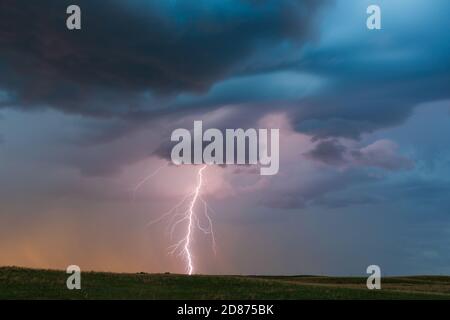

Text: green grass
xmin=1 ymin=266 xmax=450 ymax=299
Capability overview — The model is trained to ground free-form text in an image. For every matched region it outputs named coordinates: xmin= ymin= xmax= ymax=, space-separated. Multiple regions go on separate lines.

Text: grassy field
xmin=1 ymin=266 xmax=450 ymax=299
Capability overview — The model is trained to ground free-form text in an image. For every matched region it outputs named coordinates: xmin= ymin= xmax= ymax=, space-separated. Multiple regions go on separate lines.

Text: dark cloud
xmin=305 ymin=139 xmax=414 ymax=171
xmin=1 ymin=0 xmax=448 ymax=148
xmin=0 ymin=0 xmax=326 ymax=116
xmin=304 ymin=139 xmax=345 ymax=165
xmin=0 ymin=0 xmax=448 ymax=178
xmin=293 ymin=73 xmax=450 ymax=140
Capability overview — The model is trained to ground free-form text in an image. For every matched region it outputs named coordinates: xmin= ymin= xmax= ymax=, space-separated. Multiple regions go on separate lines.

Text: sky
xmin=0 ymin=0 xmax=449 ymax=275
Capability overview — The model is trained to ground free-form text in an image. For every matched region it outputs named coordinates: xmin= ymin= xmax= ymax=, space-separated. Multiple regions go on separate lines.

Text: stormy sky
xmin=0 ymin=0 xmax=449 ymax=275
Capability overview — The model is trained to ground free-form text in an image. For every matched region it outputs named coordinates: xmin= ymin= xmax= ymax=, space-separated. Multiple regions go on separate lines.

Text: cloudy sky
xmin=0 ymin=0 xmax=449 ymax=275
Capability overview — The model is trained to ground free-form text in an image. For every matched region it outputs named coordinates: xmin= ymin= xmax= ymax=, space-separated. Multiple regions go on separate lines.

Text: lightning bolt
xmin=132 ymin=163 xmax=168 ymax=201
xmin=134 ymin=164 xmax=215 ymax=275
xmin=183 ymin=164 xmax=206 ymax=274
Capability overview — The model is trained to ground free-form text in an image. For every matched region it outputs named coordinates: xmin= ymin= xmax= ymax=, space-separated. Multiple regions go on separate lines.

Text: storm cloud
xmin=0 ymin=0 xmax=327 ymax=116
xmin=1 ymin=1 xmax=450 ymax=275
